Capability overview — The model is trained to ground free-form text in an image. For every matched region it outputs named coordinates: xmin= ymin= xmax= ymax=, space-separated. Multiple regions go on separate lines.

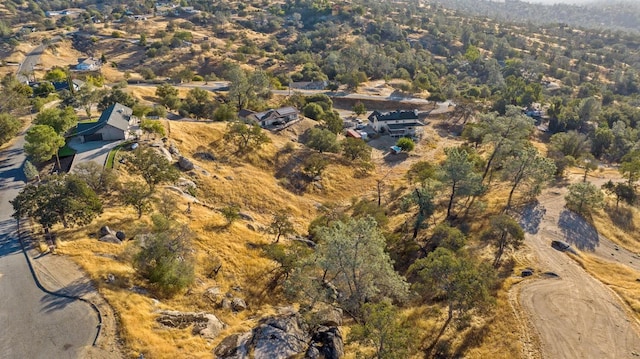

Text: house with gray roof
xmin=239 ymin=107 xmax=299 ymax=128
xmin=77 ymin=103 xmax=135 ymax=142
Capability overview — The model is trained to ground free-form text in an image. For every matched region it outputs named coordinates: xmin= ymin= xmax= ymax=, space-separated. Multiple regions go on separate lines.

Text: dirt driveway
xmin=516 ymin=179 xmax=640 ymax=359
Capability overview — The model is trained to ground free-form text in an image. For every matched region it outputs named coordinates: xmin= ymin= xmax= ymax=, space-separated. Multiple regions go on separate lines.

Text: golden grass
xmin=53 ymin=116 xmax=541 ymax=358
xmin=591 ymin=205 xmax=640 ymax=254
xmin=574 ymin=254 xmax=640 ymax=318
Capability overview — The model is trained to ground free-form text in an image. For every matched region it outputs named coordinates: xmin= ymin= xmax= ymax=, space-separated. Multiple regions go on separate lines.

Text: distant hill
xmin=430 ymin=0 xmax=640 ymax=33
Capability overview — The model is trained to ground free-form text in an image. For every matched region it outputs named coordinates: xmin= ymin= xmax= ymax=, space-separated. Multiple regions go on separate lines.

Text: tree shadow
xmin=606 ymin=204 xmax=635 ymax=231
xmin=515 ymin=200 xmax=546 ymax=235
xmin=40 ymin=278 xmax=95 ymax=313
xmin=0 ymin=219 xmax=22 ymax=258
xmin=558 ymin=209 xmax=599 ymax=251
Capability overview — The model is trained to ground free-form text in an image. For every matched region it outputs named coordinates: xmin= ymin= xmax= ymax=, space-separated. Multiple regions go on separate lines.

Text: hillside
xmin=3 ymin=0 xmax=640 ymax=358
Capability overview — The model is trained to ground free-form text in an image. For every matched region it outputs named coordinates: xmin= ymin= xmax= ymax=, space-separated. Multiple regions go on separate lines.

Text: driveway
xmin=0 ymin=134 xmax=98 ymax=358
xmin=67 ymin=138 xmax=122 ymax=172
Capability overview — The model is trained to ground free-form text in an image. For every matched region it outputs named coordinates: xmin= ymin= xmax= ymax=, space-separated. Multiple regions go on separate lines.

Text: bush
xmin=134 ymin=229 xmax=195 ymax=297
xmin=396 ymin=137 xmax=415 ymax=152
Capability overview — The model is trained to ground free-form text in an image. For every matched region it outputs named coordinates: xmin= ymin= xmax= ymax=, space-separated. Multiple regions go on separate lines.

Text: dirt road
xmin=517 ymin=181 xmax=640 ymax=359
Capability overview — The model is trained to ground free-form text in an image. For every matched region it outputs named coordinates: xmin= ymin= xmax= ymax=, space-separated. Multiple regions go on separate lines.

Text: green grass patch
xmin=58 ymin=143 xmax=77 ymax=157
xmin=105 ymin=141 xmax=132 ymax=169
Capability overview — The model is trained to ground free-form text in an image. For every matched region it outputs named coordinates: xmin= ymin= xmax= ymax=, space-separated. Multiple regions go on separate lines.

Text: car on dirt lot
xmin=551 ymin=240 xmax=571 ymax=251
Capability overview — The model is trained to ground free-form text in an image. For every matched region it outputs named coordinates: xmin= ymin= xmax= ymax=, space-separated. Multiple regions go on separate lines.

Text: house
xmin=240 ymin=107 xmax=299 ymax=128
xmin=75 ymin=58 xmax=100 ymax=71
xmin=368 ymin=109 xmax=424 ymax=137
xmin=77 ymin=103 xmax=135 ymax=142
xmin=52 ymin=79 xmax=85 ymax=92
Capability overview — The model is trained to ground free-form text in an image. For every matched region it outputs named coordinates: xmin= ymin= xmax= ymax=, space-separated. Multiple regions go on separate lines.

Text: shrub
xmin=134 ymin=228 xmax=195 ymax=297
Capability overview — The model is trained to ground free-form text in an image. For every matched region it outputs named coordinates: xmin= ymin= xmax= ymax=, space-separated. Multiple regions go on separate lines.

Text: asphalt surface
xmin=0 ymin=134 xmax=97 ymax=358
xmin=16 ymin=36 xmax=61 ymax=83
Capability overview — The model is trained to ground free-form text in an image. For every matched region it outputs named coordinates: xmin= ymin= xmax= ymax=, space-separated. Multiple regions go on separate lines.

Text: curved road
xmin=518 ymin=184 xmax=640 ymax=359
xmin=0 ymin=134 xmax=97 ymax=358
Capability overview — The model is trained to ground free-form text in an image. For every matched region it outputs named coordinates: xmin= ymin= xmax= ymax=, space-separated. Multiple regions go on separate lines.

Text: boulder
xmin=314 ymin=307 xmax=343 ymax=327
xmin=168 ymin=143 xmax=180 ymax=155
xmin=115 ymin=231 xmax=126 ymax=241
xmin=178 ymin=156 xmax=195 ymax=171
xmin=231 ymin=298 xmax=247 ymax=312
xmin=308 ymin=326 xmax=344 ymax=359
xmin=154 ymin=147 xmax=173 ymax=162
xmin=249 ymin=313 xmax=310 ymax=359
xmin=246 ymin=224 xmax=256 ymax=231
xmin=177 ymin=178 xmax=197 ymax=190
xmin=194 ymin=152 xmax=216 ymax=161
xmin=129 ymin=286 xmax=150 ymax=296
xmin=156 ymin=310 xmax=225 ymax=340
xmin=214 ymin=332 xmax=251 ymax=358
xmin=238 ymin=212 xmax=254 ymax=222
xmin=99 ymin=234 xmax=121 ymax=244
xmin=99 ymin=225 xmax=114 ymax=237
xmin=221 ymin=298 xmax=232 ymax=310
xmin=225 ymin=176 xmax=234 ymax=181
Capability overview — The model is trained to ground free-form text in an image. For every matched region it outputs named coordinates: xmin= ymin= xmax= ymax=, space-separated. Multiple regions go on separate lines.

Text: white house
xmin=77 ymin=103 xmax=135 ymax=142
xmin=368 ymin=109 xmax=425 ymax=137
xmin=75 ymin=58 xmax=100 ymax=71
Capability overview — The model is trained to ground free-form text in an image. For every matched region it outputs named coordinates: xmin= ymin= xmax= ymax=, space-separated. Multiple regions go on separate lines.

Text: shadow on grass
xmin=606 ymin=204 xmax=635 ymax=231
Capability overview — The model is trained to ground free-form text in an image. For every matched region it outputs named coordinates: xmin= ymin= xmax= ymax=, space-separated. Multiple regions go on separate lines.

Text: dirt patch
xmin=517 ymin=183 xmax=640 ymax=359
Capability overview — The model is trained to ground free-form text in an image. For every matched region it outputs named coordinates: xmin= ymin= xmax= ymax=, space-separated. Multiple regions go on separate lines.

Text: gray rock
xmin=313 ymin=182 xmax=323 ymax=190
xmin=177 ymin=178 xmax=197 ymax=189
xmin=168 ymin=143 xmax=180 ymax=155
xmin=314 ymin=307 xmax=343 ymax=327
xmin=129 ymin=286 xmax=150 ymax=295
xmin=99 ymin=234 xmax=122 ymax=244
xmin=194 ymin=152 xmax=216 ymax=161
xmin=99 ymin=225 xmax=114 ymax=237
xmin=249 ymin=313 xmax=310 ymax=359
xmin=178 ymin=156 xmax=195 ymax=171
xmin=115 ymin=231 xmax=126 ymax=241
xmin=232 ymin=298 xmax=247 ymax=311
xmin=225 ymin=176 xmax=234 ymax=181
xmin=214 ymin=332 xmax=251 ymax=358
xmin=238 ymin=212 xmax=254 ymax=222
xmin=154 ymin=147 xmax=173 ymax=162
xmin=246 ymin=224 xmax=256 ymax=231
xmin=309 ymin=326 xmax=344 ymax=359
xmin=313 ymin=176 xmax=322 ymax=181
xmin=305 ymin=346 xmax=320 ymax=359
xmin=156 ymin=310 xmax=225 ymax=340
xmin=221 ymin=298 xmax=232 ymax=310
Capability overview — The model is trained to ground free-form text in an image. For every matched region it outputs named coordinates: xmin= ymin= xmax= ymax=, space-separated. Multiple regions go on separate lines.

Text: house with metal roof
xmin=76 ymin=103 xmax=135 ymax=142
xmin=368 ymin=109 xmax=424 ymax=138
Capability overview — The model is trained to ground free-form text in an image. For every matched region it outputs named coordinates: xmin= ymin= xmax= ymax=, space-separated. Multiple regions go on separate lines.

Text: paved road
xmin=0 ymin=134 xmax=97 ymax=358
xmin=16 ymin=36 xmax=61 ymax=83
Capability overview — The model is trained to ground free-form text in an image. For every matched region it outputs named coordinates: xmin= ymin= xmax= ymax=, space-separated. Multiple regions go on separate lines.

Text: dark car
xmin=551 ymin=240 xmax=571 ymax=251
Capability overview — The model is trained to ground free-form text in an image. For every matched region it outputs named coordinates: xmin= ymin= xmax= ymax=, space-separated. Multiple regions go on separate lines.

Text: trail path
xmin=516 ymin=175 xmax=640 ymax=359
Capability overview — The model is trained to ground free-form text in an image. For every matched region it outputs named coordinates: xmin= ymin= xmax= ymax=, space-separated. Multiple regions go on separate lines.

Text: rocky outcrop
xmin=214 ymin=309 xmax=344 ymax=359
xmin=156 ymin=310 xmax=225 ymax=340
